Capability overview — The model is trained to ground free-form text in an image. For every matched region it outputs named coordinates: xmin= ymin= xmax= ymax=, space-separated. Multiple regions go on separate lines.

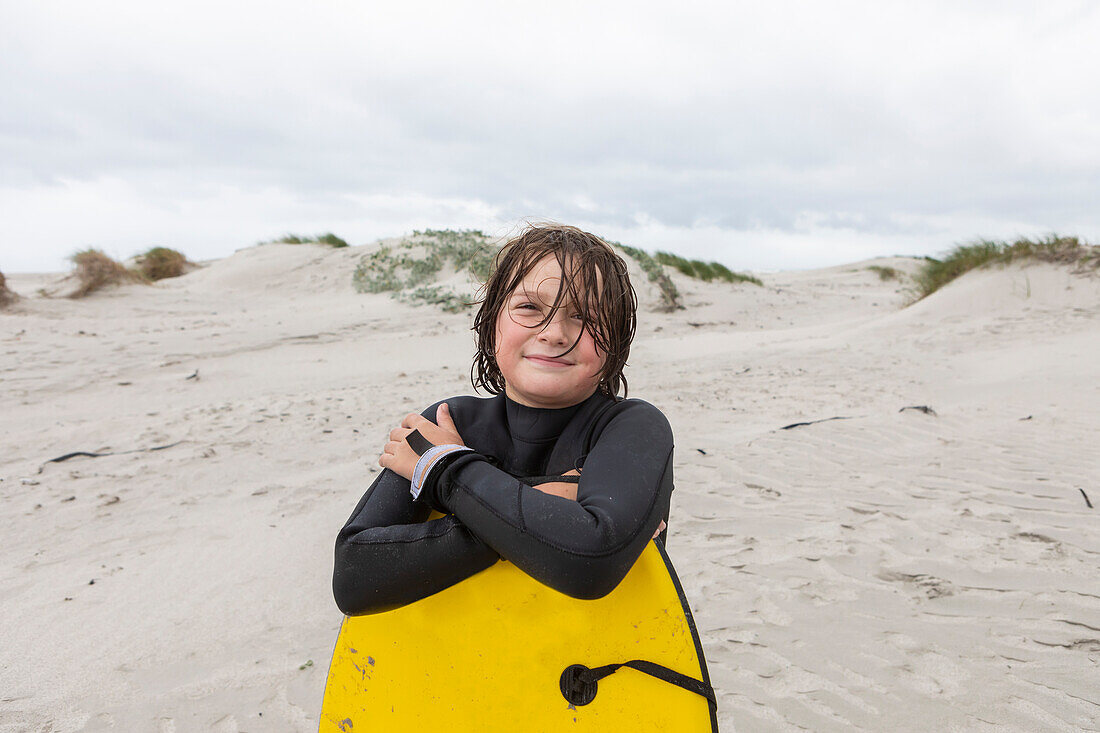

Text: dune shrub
xmin=352 ymin=229 xmax=494 ymax=311
xmin=314 ymin=233 xmax=349 ymax=248
xmin=134 ymin=246 xmax=192 ymax=281
xmin=615 ymin=244 xmax=682 ymax=312
xmin=689 ymin=259 xmax=717 ymax=281
xmin=68 ymin=249 xmax=142 ymax=298
xmin=709 ymin=261 xmax=763 ymax=286
xmin=654 ymin=251 xmax=696 ymax=278
xmin=655 ymin=250 xmax=761 ymax=286
xmin=353 ymin=229 xmax=766 ymax=314
xmin=0 ymin=269 xmax=17 ymax=307
xmin=398 ymin=284 xmax=469 ymax=313
xmin=916 ymin=235 xmax=1099 ymax=299
xmin=272 ymin=233 xmax=349 ymax=248
xmin=868 ymin=265 xmax=903 ymax=281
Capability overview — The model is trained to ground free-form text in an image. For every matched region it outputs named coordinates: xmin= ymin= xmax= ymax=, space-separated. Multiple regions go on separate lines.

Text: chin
xmin=523 ymin=384 xmax=572 ymax=399
xmin=538 ymin=382 xmax=593 ymax=400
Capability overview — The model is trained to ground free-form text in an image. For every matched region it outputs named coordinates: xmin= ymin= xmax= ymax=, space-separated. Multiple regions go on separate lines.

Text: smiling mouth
xmin=525 ymin=355 xmax=573 ymax=367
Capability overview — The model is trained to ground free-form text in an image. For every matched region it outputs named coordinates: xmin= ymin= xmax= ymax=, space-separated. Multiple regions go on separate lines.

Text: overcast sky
xmin=2 ymin=0 xmax=1098 ymax=272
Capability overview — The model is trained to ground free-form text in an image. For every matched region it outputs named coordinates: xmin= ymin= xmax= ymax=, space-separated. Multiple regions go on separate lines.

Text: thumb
xmin=436 ymin=402 xmax=456 ymax=427
xmin=436 ymin=403 xmax=465 ymax=445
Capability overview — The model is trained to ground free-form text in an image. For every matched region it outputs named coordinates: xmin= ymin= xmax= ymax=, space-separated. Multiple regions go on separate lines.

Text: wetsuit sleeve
xmin=427 ymin=401 xmax=674 ymax=600
xmin=331 ymin=404 xmax=500 ymax=616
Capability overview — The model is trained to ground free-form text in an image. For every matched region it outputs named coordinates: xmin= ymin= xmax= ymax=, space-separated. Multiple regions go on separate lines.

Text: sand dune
xmin=1 ymin=244 xmax=1097 ymax=731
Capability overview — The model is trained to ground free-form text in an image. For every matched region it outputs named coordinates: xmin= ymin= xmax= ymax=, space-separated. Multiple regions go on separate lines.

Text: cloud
xmin=1 ymin=1 xmax=1099 ymax=271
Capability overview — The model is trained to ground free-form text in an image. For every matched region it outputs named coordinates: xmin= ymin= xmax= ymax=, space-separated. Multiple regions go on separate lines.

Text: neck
xmin=500 ymin=389 xmax=605 ymax=443
xmin=503 ymin=385 xmax=598 ymax=410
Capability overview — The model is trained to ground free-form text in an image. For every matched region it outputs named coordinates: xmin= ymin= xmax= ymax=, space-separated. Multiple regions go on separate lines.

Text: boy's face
xmin=495 ymin=254 xmax=606 ymax=409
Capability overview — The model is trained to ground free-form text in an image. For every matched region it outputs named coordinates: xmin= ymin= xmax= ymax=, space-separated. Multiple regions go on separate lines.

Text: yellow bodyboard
xmin=320 ymin=540 xmax=717 ymax=731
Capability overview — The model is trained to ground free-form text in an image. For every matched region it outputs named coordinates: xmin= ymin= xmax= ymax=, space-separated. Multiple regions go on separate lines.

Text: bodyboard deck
xmin=321 ymin=539 xmax=717 ymax=731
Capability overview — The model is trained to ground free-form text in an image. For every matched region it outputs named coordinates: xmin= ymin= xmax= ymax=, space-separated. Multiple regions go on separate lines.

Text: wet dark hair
xmin=471 ymin=224 xmax=638 ymax=400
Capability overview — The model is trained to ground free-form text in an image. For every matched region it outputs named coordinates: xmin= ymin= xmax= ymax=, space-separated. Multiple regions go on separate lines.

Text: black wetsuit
xmin=332 ymin=390 xmax=675 ymax=616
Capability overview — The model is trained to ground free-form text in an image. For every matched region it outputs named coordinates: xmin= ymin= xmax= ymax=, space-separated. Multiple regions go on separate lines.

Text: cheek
xmin=493 ymin=328 xmax=506 ymax=365
xmin=590 ymin=333 xmax=604 ymax=360
xmin=580 ymin=332 xmax=607 ymax=372
xmin=494 ymin=315 xmax=522 ymax=363
xmin=582 ymin=328 xmax=604 ymax=360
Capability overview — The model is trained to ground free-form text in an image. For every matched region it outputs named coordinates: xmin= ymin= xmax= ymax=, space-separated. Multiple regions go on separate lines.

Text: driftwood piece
xmin=780 ymin=416 xmax=852 ymax=431
xmin=39 ymin=441 xmax=183 ymax=473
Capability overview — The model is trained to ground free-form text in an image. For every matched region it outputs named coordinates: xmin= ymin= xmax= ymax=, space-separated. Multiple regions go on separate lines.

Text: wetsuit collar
xmin=502 ymin=390 xmax=606 ymax=442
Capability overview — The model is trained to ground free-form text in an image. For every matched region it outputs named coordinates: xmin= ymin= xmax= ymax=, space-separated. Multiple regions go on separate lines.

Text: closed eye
xmin=513 ymin=304 xmax=545 ymax=317
xmin=514 ymin=302 xmax=584 ymax=321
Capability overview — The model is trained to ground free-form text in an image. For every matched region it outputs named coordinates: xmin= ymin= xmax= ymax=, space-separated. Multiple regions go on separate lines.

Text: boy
xmin=333 ymin=224 xmax=673 ymax=615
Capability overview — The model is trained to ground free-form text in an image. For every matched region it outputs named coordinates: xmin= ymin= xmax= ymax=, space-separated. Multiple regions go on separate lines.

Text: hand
xmin=378 ymin=403 xmax=465 ymax=481
xmin=529 ymin=469 xmax=581 ymax=501
xmin=531 ymin=469 xmax=666 ymax=539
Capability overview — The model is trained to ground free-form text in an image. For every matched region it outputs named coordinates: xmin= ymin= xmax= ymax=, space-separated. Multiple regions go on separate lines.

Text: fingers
xmin=388 ymin=425 xmax=413 ymax=442
xmin=400 ymin=412 xmax=426 ymax=429
xmin=378 ymin=440 xmax=401 ymax=466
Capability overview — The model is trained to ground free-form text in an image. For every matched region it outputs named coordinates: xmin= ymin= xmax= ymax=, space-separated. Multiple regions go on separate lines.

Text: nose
xmin=537 ymin=310 xmax=570 ymax=345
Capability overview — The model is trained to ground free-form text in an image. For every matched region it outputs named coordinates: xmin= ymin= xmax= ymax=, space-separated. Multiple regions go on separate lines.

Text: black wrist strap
xmin=405 ymin=429 xmax=434 ymax=456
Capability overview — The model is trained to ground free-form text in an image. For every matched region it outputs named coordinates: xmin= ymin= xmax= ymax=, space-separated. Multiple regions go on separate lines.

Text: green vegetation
xmin=654 ymin=251 xmax=762 ymax=286
xmin=915 ymin=235 xmax=1099 ymax=299
xmin=397 ymin=285 xmax=471 ymax=313
xmin=0 ymin=268 xmax=17 ymax=307
xmin=67 ymin=249 xmax=143 ymax=298
xmin=133 ymin=246 xmax=192 ymax=281
xmin=271 ymin=233 xmax=349 ymax=248
xmin=655 ymin=251 xmax=704 ymax=280
xmin=709 ymin=261 xmax=763 ymax=286
xmin=314 ymin=233 xmax=349 ymax=248
xmin=868 ymin=265 xmax=903 ymax=281
xmin=613 ymin=243 xmax=682 ymax=311
xmin=352 ymin=229 xmax=494 ymax=311
xmin=351 ymin=228 xmax=762 ymax=315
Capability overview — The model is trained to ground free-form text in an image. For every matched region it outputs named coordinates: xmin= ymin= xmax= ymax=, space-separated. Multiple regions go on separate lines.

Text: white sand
xmin=1 ymin=245 xmax=1098 ymax=731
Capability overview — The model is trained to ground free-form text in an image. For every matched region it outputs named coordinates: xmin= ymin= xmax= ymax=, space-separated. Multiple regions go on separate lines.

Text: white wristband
xmin=410 ymin=444 xmax=472 ymax=500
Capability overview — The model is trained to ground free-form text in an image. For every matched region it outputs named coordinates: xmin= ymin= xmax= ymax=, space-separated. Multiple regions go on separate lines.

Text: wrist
xmin=411 ymin=444 xmax=471 ymax=501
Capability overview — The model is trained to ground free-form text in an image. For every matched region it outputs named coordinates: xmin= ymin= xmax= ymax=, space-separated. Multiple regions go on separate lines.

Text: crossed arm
xmin=333 ymin=400 xmax=674 ymax=615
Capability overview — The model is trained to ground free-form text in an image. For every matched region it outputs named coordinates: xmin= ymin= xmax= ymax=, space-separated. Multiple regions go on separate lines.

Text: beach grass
xmin=916 ymin=235 xmax=1099 ymax=299
xmin=357 ymin=230 xmax=689 ymax=313
xmin=654 ymin=251 xmax=762 ymax=286
xmin=709 ymin=261 xmax=764 ymax=286
xmin=271 ymin=233 xmax=349 ymax=248
xmin=868 ymin=265 xmax=903 ymax=281
xmin=67 ymin=249 xmax=144 ymax=298
xmin=133 ymin=247 xmax=192 ymax=281
xmin=351 ymin=229 xmax=765 ymax=314
xmin=0 ymin=268 xmax=17 ymax=307
xmin=613 ymin=244 xmax=682 ymax=311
